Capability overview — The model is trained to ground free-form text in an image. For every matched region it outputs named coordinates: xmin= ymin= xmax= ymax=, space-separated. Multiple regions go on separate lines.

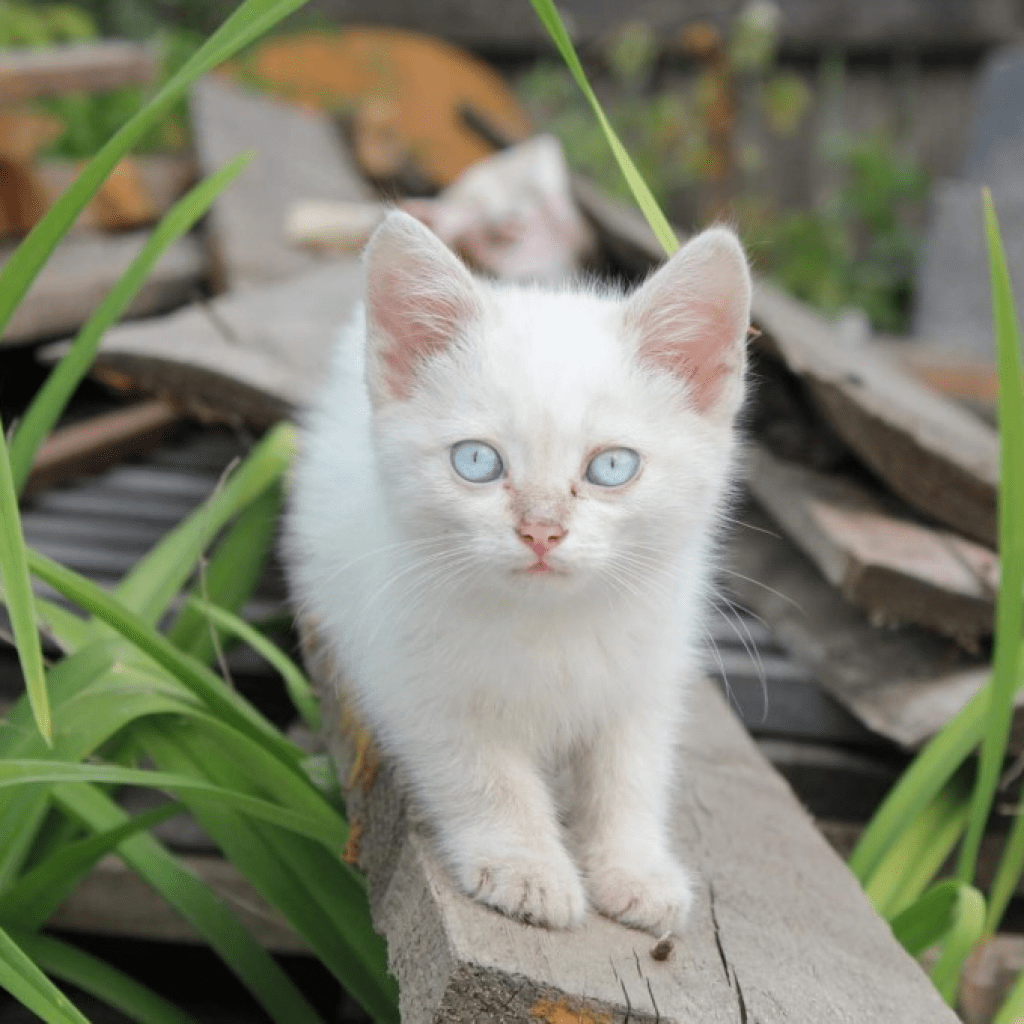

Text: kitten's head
xmin=362 ymin=210 xmax=750 ymax=603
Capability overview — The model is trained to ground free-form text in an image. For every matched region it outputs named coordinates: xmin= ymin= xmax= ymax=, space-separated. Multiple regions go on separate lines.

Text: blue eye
xmin=451 ymin=440 xmax=504 ymax=483
xmin=586 ymin=448 xmax=640 ymax=487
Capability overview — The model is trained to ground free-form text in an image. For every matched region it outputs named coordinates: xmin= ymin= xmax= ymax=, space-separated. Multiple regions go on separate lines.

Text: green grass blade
xmin=0 ymin=0 xmax=310 ymax=341
xmin=0 ymin=802 xmax=184 ymax=930
xmin=528 ymin=0 xmax=678 ymax=256
xmin=0 ymin=761 xmax=344 ymax=849
xmin=168 ymin=483 xmax=283 ymax=664
xmin=956 ymin=189 xmax=1024 ymax=886
xmin=0 ymin=414 xmax=50 ymax=745
xmin=931 ymin=883 xmax=986 ymax=1005
xmin=6 ymin=929 xmax=197 ymax=1024
xmin=137 ymin=722 xmax=398 ymax=1023
xmin=185 ymin=596 xmax=321 ymax=730
xmin=24 ymin=547 xmax=301 ymax=766
xmin=850 ymin=681 xmax=992 ymax=882
xmin=890 ymin=879 xmax=966 ymax=956
xmin=864 ymin=768 xmax=972 ymax=918
xmin=113 ymin=422 xmax=296 ymax=626
xmin=8 ymin=154 xmax=252 ymax=494
xmin=0 ymin=923 xmax=91 ymax=1024
xmin=53 ymin=782 xmax=325 ymax=1024
xmin=996 ymin=959 xmax=1024 ymax=1022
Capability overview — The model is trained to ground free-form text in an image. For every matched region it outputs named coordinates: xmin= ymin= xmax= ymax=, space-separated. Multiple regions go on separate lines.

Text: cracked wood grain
xmin=302 ymin=616 xmax=958 ymax=1022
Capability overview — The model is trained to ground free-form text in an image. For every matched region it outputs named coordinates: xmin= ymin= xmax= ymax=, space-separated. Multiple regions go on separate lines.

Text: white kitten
xmin=285 ymin=210 xmax=751 ymax=935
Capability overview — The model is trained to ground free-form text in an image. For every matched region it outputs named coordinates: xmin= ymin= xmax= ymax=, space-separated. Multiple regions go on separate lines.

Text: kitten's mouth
xmin=526 ymin=561 xmax=550 ymax=574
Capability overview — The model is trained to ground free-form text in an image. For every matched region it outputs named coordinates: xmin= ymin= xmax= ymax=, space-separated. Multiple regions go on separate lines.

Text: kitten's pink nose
xmin=517 ymin=521 xmax=566 ymax=558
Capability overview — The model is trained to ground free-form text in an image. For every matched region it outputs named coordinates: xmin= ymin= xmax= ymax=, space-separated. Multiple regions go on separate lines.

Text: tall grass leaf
xmin=0 ymin=923 xmax=91 ymax=1024
xmin=113 ymin=422 xmax=296 ymax=626
xmin=168 ymin=483 xmax=283 ymax=664
xmin=53 ymin=782 xmax=325 ymax=1024
xmin=864 ymin=768 xmax=972 ymax=918
xmin=0 ymin=802 xmax=184 ymax=930
xmin=8 ymin=154 xmax=253 ymax=494
xmin=24 ymin=547 xmax=301 ymax=766
xmin=890 ymin=879 xmax=985 ymax=1005
xmin=956 ymin=189 xmax=1024 ymax=886
xmin=528 ymin=0 xmax=678 ymax=256
xmin=930 ymin=882 xmax=986 ymax=1005
xmin=137 ymin=722 xmax=398 ymax=1023
xmin=0 ymin=761 xmax=344 ymax=849
xmin=185 ymin=595 xmax=321 ymax=730
xmin=890 ymin=879 xmax=970 ymax=956
xmin=0 ymin=415 xmax=50 ymax=744
xmin=849 ymin=679 xmax=995 ymax=883
xmin=6 ymin=929 xmax=196 ymax=1024
xmin=0 ymin=0 xmax=311 ymax=340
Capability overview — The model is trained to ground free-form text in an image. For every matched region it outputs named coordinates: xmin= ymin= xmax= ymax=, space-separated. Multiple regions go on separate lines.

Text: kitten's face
xmin=371 ymin=292 xmax=736 ymax=599
xmin=363 ymin=212 xmax=751 ymax=604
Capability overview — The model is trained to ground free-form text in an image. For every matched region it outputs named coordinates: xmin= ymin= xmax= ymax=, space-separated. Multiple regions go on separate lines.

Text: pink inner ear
xmin=368 ymin=264 xmax=475 ymax=400
xmin=638 ymin=298 xmax=743 ymax=414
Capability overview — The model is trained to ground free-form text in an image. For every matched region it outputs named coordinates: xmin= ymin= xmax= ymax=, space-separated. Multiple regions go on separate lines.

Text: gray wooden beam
xmin=312 ymin=624 xmax=957 ymax=1022
xmin=0 ymin=41 xmax=157 ymax=103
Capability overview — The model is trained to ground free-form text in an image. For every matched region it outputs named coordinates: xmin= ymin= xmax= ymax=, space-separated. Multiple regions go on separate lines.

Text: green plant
xmin=0 ymin=0 xmax=399 ymax=1021
xmin=518 ymin=3 xmax=810 ymax=213
xmin=530 ymin=0 xmax=1024 ymax=1013
xmin=754 ymin=132 xmax=929 ymax=332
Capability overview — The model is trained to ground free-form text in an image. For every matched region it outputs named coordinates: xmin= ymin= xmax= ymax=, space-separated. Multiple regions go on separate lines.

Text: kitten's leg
xmin=414 ymin=738 xmax=587 ymax=929
xmin=569 ymin=709 xmax=693 ymax=936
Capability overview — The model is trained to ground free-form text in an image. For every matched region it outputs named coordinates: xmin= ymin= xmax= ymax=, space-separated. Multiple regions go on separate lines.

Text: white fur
xmin=285 ymin=212 xmax=751 ymax=935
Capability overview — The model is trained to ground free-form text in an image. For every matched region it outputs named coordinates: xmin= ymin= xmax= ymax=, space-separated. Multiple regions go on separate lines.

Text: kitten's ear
xmin=625 ymin=226 xmax=751 ymax=419
xmin=364 ymin=210 xmax=481 ymax=403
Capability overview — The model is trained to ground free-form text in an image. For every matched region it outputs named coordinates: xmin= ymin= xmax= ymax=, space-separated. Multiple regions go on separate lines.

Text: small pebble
xmin=650 ymin=935 xmax=674 ymax=962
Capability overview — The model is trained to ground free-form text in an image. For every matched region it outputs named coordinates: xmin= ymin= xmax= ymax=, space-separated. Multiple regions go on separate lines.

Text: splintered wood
xmin=747 ymin=445 xmax=998 ymax=647
xmin=307 ymin=621 xmax=958 ymax=1023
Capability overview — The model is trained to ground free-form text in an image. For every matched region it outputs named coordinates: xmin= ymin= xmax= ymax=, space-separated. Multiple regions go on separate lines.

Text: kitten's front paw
xmin=462 ymin=850 xmax=587 ymax=929
xmin=587 ymin=857 xmax=693 ymax=936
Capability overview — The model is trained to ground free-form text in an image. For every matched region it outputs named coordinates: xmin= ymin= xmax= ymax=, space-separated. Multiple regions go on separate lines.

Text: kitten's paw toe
xmin=587 ymin=858 xmax=693 ymax=936
xmin=465 ymin=852 xmax=587 ymax=929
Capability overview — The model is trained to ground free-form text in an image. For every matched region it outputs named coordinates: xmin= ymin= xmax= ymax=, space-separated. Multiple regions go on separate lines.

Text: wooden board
xmin=24 ymin=400 xmax=184 ymax=496
xmin=310 ymin=633 xmax=957 ymax=1022
xmin=190 ymin=76 xmax=374 ymax=292
xmin=48 ymin=853 xmax=308 ymax=954
xmin=1 ymin=230 xmax=206 ymax=345
xmin=0 ymin=41 xmax=157 ymax=103
xmin=752 ymin=281 xmax=1000 ymax=548
xmin=724 ymin=502 xmax=1001 ymax=752
xmin=42 ymin=260 xmax=364 ymax=426
xmin=747 ymin=445 xmax=998 ymax=647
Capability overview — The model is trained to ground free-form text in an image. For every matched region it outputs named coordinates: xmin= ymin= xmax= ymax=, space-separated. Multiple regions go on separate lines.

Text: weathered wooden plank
xmin=36 ymin=155 xmax=198 ymax=232
xmin=43 ymin=261 xmax=363 ymax=426
xmin=0 ymin=41 xmax=157 ymax=103
xmin=752 ymin=281 xmax=1000 ymax=546
xmin=48 ymin=853 xmax=308 ymax=954
xmin=747 ymin=445 xmax=998 ymax=646
xmin=309 ymin=630 xmax=957 ymax=1022
xmin=1 ymin=231 xmax=206 ymax=345
xmin=724 ymin=502 xmax=1002 ymax=751
xmin=304 ymin=0 xmax=1020 ymax=53
xmin=25 ymin=400 xmax=183 ymax=496
xmin=190 ymin=76 xmax=374 ymax=292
